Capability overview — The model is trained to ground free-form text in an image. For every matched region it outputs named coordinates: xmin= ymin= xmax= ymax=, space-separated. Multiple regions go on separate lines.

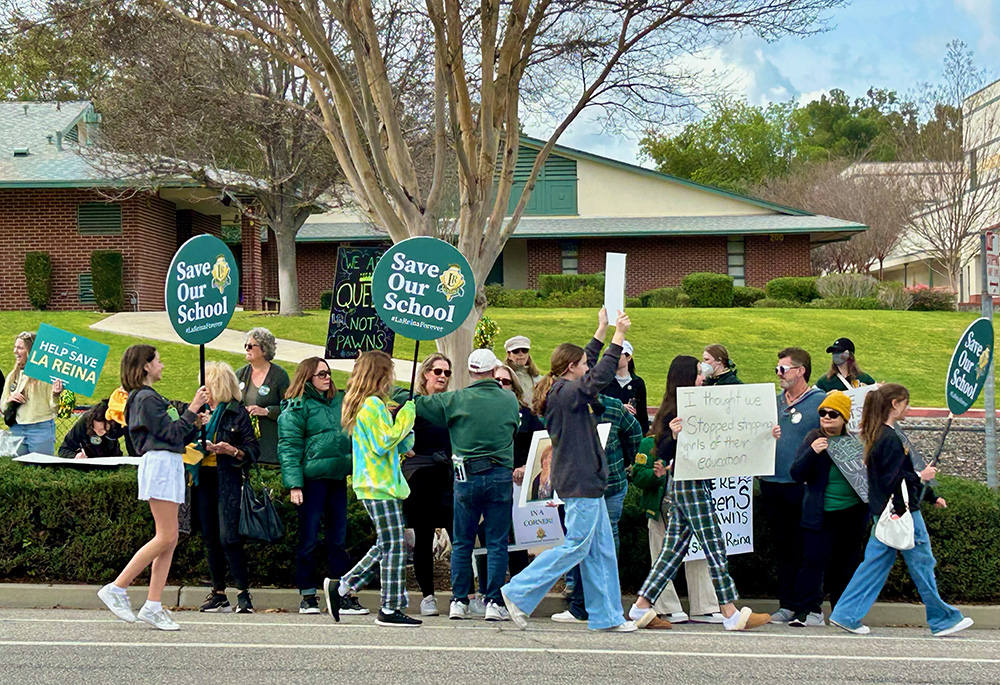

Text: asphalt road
xmin=1 ymin=608 xmax=997 ymax=684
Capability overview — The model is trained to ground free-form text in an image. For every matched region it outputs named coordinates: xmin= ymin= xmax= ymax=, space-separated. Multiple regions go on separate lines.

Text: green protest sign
xmin=23 ymin=323 xmax=110 ymax=396
xmin=946 ymin=317 xmax=994 ymax=415
xmin=165 ymin=235 xmax=239 ymax=345
xmin=371 ymin=237 xmax=475 ymax=341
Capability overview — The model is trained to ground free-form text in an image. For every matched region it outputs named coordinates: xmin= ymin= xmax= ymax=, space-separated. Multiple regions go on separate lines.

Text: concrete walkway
xmin=90 ymin=311 xmax=415 ymax=382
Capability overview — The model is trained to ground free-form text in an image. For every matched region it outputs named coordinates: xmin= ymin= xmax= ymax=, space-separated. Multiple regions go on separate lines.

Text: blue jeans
xmin=567 ymin=485 xmax=627 ymax=619
xmin=830 ymin=511 xmax=964 ymax=633
xmin=11 ymin=419 xmax=56 ymax=456
xmin=503 ymin=496 xmax=624 ymax=630
xmin=452 ymin=465 xmax=512 ymax=604
xmin=295 ymin=478 xmax=349 ymax=594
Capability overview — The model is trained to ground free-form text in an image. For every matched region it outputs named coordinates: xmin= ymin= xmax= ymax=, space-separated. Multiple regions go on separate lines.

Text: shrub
xmin=807 ymin=296 xmax=879 ymax=310
xmin=681 ymin=272 xmax=734 ymax=308
xmin=542 ymin=286 xmax=604 ymax=308
xmin=626 ymin=297 xmax=642 ymax=309
xmin=765 ymin=276 xmax=819 ymax=303
xmin=484 ymin=286 xmax=542 ymax=308
xmin=908 ymin=284 xmax=956 ymax=311
xmin=732 ymin=286 xmax=766 ymax=308
xmin=877 ymin=282 xmax=913 ymax=311
xmin=639 ymin=286 xmax=690 ymax=308
xmin=816 ymin=273 xmax=879 ymax=299
xmin=24 ymin=251 xmax=52 ymax=310
xmin=538 ymin=273 xmax=604 ymax=297
xmin=474 ymin=315 xmax=500 ymax=349
xmin=90 ymin=251 xmax=124 ymax=312
xmin=484 ymin=284 xmax=507 ymax=307
xmin=752 ymin=297 xmax=800 ymax=308
xmin=320 ymin=290 xmax=333 ymax=310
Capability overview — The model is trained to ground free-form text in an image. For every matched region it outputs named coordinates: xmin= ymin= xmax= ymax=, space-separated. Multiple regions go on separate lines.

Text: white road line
xmin=0 ymin=640 xmax=998 ymax=664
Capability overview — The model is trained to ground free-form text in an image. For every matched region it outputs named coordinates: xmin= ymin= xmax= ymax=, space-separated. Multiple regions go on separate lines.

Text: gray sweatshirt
xmin=126 ymin=387 xmax=199 ymax=455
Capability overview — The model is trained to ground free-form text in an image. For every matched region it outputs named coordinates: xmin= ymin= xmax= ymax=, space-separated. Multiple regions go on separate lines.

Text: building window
xmin=727 ymin=236 xmax=745 ymax=287
xmin=77 ymin=203 xmax=122 ymax=235
xmin=560 ymin=240 xmax=579 ymax=275
xmin=78 ymin=273 xmax=95 ymax=304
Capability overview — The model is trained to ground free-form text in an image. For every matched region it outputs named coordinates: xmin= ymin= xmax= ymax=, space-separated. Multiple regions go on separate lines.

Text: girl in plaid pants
xmin=628 ymin=355 xmax=774 ymax=631
xmin=336 ymin=351 xmax=421 ymax=627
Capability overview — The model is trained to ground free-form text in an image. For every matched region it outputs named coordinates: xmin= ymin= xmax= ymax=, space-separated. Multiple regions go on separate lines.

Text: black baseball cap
xmin=826 ymin=337 xmax=855 ymax=354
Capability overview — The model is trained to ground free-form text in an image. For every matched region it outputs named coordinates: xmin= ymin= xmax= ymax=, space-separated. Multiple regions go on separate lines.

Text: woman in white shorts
xmin=97 ymin=344 xmax=207 ymax=631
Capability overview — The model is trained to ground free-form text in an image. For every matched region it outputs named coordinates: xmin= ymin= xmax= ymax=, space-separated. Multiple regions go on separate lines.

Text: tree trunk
xmin=273 ymin=219 xmax=302 ymax=316
xmin=434 ymin=292 xmax=487 ymax=389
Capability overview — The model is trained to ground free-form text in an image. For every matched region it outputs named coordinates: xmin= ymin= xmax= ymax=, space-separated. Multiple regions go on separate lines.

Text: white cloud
xmin=954 ymin=0 xmax=999 ymax=51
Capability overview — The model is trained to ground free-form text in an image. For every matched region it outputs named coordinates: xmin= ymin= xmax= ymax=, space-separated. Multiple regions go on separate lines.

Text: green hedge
xmin=542 ymin=286 xmax=604 ymax=309
xmin=91 ymin=251 xmax=124 ymax=312
xmin=639 ymin=287 xmax=689 ymax=308
xmin=485 ymin=285 xmax=542 ymax=308
xmin=320 ymin=290 xmax=334 ymax=311
xmin=24 ymin=251 xmax=52 ymax=310
xmin=765 ymin=276 xmax=819 ymax=303
xmin=681 ymin=272 xmax=734 ymax=307
xmin=807 ymin=296 xmax=879 ymax=310
xmin=538 ymin=273 xmax=604 ymax=297
xmin=732 ymin=286 xmax=766 ymax=308
xmin=753 ymin=298 xmax=801 ymax=308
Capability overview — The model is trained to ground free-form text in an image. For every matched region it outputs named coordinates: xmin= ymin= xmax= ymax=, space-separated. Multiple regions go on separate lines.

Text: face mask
xmin=699 ymin=362 xmax=715 ymax=378
xmin=832 ymin=352 xmax=850 ymax=366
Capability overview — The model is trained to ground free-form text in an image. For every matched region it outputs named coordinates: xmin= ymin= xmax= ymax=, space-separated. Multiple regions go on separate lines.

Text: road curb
xmin=2 ymin=583 xmax=997 ymax=629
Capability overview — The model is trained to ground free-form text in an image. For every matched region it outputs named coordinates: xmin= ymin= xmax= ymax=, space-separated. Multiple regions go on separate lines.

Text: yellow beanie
xmin=818 ymin=390 xmax=852 ymax=421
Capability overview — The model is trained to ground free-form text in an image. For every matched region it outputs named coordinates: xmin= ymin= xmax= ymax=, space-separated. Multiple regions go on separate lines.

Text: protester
xmin=632 ymin=432 xmax=722 ymax=624
xmin=815 ymin=338 xmax=876 ymax=392
xmin=192 ymin=362 xmax=260 ymax=615
xmin=1 ymin=331 xmax=63 ymax=455
xmin=601 ymin=340 xmax=649 ymax=436
xmin=58 ymin=399 xmax=125 ymax=459
xmin=700 ymin=344 xmax=741 ymax=386
xmin=335 ymin=350 xmax=420 ymax=627
xmin=766 ymin=347 xmax=825 ymax=624
xmin=96 ymin=344 xmax=207 ymax=631
xmin=787 ymin=390 xmax=869 ymax=627
xmin=504 ymin=336 xmax=542 ymax=406
xmin=278 ymin=357 xmax=363 ymax=617
xmin=236 ymin=328 xmax=290 ymax=465
xmin=627 ymin=355 xmax=773 ymax=632
xmin=416 ymin=348 xmax=521 ymax=622
xmin=402 ymin=353 xmax=455 ymax=617
xmin=501 ymin=307 xmax=639 ymax=632
xmin=830 ymin=383 xmax=973 ymax=637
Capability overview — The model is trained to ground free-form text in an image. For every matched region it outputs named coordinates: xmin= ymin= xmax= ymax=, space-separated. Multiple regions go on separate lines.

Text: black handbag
xmin=239 ymin=464 xmax=284 ymax=543
xmin=3 ymin=402 xmax=17 ymax=427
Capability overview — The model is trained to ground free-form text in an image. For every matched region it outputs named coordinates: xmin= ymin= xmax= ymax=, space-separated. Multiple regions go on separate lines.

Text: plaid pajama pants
xmin=343 ymin=499 xmax=408 ymax=611
xmin=638 ymin=477 xmax=739 ymax=605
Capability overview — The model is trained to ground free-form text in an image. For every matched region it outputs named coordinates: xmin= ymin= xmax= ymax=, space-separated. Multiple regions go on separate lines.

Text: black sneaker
xmin=236 ymin=591 xmax=254 ymax=614
xmin=375 ymin=609 xmax=422 ymax=627
xmin=199 ymin=592 xmax=232 ymax=613
xmin=299 ymin=595 xmax=321 ymax=614
xmin=789 ymin=612 xmax=808 ymax=627
xmin=340 ymin=595 xmax=370 ymax=616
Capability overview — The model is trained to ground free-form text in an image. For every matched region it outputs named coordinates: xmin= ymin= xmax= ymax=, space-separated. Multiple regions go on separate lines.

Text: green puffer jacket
xmin=277 ymin=384 xmax=352 ymax=488
xmin=632 ymin=436 xmax=668 ymax=520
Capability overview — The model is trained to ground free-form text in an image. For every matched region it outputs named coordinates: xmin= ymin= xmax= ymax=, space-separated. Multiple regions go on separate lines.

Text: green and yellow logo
xmin=437 ymin=264 xmax=466 ymax=302
xmin=211 ymin=255 xmax=232 ymax=294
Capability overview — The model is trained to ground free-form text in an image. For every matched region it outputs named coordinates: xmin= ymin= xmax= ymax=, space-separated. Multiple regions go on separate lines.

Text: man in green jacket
xmin=415 ymin=348 xmax=520 ymax=622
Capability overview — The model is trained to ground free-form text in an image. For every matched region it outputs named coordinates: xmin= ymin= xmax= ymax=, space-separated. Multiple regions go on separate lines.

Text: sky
xmin=525 ymin=0 xmax=1000 ymax=167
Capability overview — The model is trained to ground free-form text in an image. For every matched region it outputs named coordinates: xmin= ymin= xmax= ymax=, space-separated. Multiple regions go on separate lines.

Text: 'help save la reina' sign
xmin=166 ymin=235 xmax=240 ymax=345
xmin=946 ymin=317 xmax=994 ymax=415
xmin=22 ymin=323 xmax=110 ymax=396
xmin=372 ymin=236 xmax=476 ymax=341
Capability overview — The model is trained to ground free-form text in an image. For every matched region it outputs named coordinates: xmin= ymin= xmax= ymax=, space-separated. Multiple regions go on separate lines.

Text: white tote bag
xmin=875 ymin=481 xmax=915 ymax=550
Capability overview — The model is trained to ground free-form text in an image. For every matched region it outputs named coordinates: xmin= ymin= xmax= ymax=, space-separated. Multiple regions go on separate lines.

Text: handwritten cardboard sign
xmin=684 ymin=476 xmax=754 ymax=561
xmin=826 ymin=434 xmax=869 ymax=503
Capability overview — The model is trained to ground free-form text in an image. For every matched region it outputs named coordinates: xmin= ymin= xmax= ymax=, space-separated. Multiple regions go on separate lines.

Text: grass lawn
xmin=230 ymin=307 xmax=982 ymax=408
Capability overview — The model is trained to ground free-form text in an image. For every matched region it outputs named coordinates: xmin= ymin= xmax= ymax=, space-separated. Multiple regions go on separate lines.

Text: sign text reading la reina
xmin=29 ymin=339 xmax=100 ymax=385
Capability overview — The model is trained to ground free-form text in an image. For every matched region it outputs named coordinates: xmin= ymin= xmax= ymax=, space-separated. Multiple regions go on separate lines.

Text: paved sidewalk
xmin=90 ymin=311 xmax=415 ymax=382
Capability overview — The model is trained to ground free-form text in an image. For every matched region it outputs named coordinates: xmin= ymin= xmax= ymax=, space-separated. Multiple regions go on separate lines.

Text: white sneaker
xmin=420 ymin=596 xmax=439 ymax=616
xmin=665 ymin=611 xmax=689 ymax=624
xmin=449 ymin=599 xmax=470 ymax=620
xmin=501 ymin=589 xmax=529 ymax=630
xmin=689 ymin=612 xmax=725 ymax=624
xmin=934 ymin=617 xmax=974 ymax=637
xmin=97 ymin=584 xmax=136 ymax=623
xmin=137 ymin=604 xmax=179 ymax=631
xmin=599 ymin=621 xmax=637 ymax=632
xmin=551 ymin=610 xmax=587 ymax=623
xmin=468 ymin=596 xmax=487 ymax=617
xmin=831 ymin=618 xmax=870 ymax=635
xmin=485 ymin=601 xmax=510 ymax=622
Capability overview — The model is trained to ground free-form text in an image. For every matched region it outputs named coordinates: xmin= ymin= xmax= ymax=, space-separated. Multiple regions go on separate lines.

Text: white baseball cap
xmin=468 ymin=348 xmax=500 ymax=373
xmin=622 ymin=340 xmax=634 ymax=356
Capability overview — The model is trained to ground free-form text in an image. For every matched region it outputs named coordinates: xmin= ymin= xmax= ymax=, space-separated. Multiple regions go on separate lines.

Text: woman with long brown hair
xmin=330 ymin=351 xmax=420 ymax=627
xmin=830 ymin=383 xmax=971 ymax=636
xmin=1 ymin=331 xmax=64 ymax=455
xmin=277 ymin=357 xmax=363 ymax=617
xmin=700 ymin=344 xmax=741 ymax=386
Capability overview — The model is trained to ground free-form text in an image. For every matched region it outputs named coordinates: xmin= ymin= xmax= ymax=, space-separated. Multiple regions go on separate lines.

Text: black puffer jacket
xmin=199 ymin=400 xmax=261 ymax=545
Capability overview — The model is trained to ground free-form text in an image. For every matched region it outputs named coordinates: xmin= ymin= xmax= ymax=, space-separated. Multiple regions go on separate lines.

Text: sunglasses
xmin=312 ymin=370 xmax=331 ymax=379
xmin=497 ymin=377 xmax=513 ymax=387
xmin=244 ymin=343 xmax=259 ymax=350
xmin=775 ymin=364 xmax=803 ymax=376
xmin=818 ymin=409 xmax=843 ymax=420
xmin=510 ymin=348 xmax=529 ymax=355
xmin=430 ymin=368 xmax=452 ymax=377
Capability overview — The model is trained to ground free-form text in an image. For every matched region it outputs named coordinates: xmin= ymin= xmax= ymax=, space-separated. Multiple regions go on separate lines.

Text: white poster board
xmin=13 ymin=453 xmax=142 ymax=467
xmin=519 ymin=423 xmax=612 ymax=508
xmin=684 ymin=476 xmax=754 ymax=561
xmin=604 ymin=252 xmax=627 ymax=317
xmin=511 ymin=484 xmax=564 ymax=550
xmin=673 ymin=383 xmax=778 ymax=481
xmin=842 ymin=384 xmax=877 ymax=435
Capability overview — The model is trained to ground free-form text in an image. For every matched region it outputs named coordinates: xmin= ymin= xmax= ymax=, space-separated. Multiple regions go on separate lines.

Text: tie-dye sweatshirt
xmin=351 ymin=396 xmax=416 ymax=500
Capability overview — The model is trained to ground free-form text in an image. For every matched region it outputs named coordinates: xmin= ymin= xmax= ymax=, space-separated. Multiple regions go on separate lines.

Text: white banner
xmin=673 ymin=383 xmax=777 ymax=481
xmin=13 ymin=453 xmax=141 ymax=467
xmin=604 ymin=252 xmax=627 ymax=317
xmin=511 ymin=484 xmax=564 ymax=550
xmin=684 ymin=476 xmax=754 ymax=561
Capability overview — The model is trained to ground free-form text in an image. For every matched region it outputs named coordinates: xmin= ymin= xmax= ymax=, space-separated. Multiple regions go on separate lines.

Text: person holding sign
xmin=830 ymin=384 xmax=973 ymax=637
xmin=815 ymin=338 xmax=876 ymax=393
xmin=787 ymin=390 xmax=869 ymax=628
xmin=1 ymin=331 xmax=63 ymax=455
xmin=502 ymin=307 xmax=641 ymax=632
xmin=96 ymin=344 xmax=207 ymax=631
xmin=336 ymin=351 xmax=420 ymax=627
xmin=58 ymin=400 xmax=124 ymax=460
xmin=628 ymin=355 xmax=772 ymax=632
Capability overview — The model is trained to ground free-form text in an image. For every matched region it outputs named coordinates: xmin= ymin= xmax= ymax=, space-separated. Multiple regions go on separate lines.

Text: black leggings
xmin=195 ymin=467 xmax=249 ymax=592
xmin=404 ymin=464 xmax=453 ymax=597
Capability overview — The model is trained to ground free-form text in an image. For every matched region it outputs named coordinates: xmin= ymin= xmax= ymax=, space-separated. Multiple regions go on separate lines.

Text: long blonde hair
xmin=204 ymin=361 xmax=242 ymax=405
xmin=533 ymin=343 xmax=585 ymax=416
xmin=859 ymin=383 xmax=909 ymax=464
xmin=342 ymin=350 xmax=395 ymax=434
xmin=12 ymin=331 xmax=41 ymax=391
